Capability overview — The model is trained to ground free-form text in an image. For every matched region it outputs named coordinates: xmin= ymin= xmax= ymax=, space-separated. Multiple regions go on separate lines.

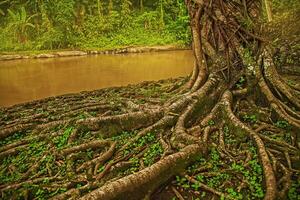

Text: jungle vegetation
xmin=0 ymin=0 xmax=191 ymax=51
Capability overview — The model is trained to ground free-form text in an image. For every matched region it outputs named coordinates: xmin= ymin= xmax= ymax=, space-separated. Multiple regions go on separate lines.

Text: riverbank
xmin=0 ymin=45 xmax=190 ymax=61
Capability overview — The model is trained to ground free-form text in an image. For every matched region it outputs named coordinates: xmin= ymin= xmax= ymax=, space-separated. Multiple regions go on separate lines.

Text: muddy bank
xmin=0 ymin=45 xmax=190 ymax=61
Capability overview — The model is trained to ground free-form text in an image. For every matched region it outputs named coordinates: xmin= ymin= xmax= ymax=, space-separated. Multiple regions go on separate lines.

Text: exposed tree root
xmin=77 ymin=109 xmax=164 ymax=137
xmin=185 ymin=175 xmax=230 ymax=199
xmin=255 ymin=59 xmax=300 ymax=129
xmin=219 ymin=91 xmax=277 ymax=200
xmin=1 ymin=70 xmax=298 ymax=200
xmin=61 ymin=140 xmax=112 ymax=156
xmin=79 ymin=144 xmax=203 ymax=200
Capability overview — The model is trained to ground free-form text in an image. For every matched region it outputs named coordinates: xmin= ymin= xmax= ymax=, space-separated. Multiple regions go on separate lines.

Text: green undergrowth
xmin=52 ymin=126 xmax=74 ymax=149
xmin=0 ymin=78 xmax=185 ymax=199
xmin=174 ymin=136 xmax=265 ymax=199
xmin=123 ymin=131 xmax=163 ymax=174
xmin=0 ymin=126 xmax=165 ymax=199
xmin=2 ymin=76 xmax=298 ymax=199
xmin=1 ymin=140 xmax=49 ymax=185
xmin=0 ymin=130 xmax=29 ymax=147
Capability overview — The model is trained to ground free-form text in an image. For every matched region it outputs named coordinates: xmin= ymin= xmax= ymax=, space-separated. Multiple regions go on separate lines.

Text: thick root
xmin=79 ymin=144 xmax=203 ymax=200
xmin=77 ymin=109 xmax=164 ymax=137
xmin=219 ymin=91 xmax=277 ymax=200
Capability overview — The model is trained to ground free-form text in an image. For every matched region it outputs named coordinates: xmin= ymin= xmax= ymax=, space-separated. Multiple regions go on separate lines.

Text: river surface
xmin=0 ymin=50 xmax=194 ymax=107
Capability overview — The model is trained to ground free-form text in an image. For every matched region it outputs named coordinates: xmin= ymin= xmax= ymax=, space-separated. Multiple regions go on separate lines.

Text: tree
xmin=264 ymin=0 xmax=273 ymax=22
xmin=7 ymin=7 xmax=36 ymax=43
xmin=73 ymin=0 xmax=298 ymax=199
xmin=108 ymin=0 xmax=113 ymax=15
xmin=140 ymin=0 xmax=144 ymax=11
xmin=97 ymin=0 xmax=103 ymax=19
xmin=0 ymin=0 xmax=9 ymax=16
xmin=158 ymin=0 xmax=165 ymax=29
xmin=0 ymin=0 xmax=299 ymax=199
xmin=121 ymin=0 xmax=132 ymax=26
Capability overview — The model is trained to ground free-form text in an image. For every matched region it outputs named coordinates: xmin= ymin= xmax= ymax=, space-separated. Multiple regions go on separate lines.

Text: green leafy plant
xmin=288 ymin=179 xmax=300 ymax=200
xmin=195 ymin=175 xmax=204 ymax=182
xmin=275 ymin=120 xmax=290 ymax=130
xmin=231 ymin=146 xmax=264 ymax=199
xmin=243 ymin=114 xmax=257 ymax=124
xmin=208 ymin=119 xmax=215 ymax=126
xmin=7 ymin=6 xmax=37 ymax=43
xmin=236 ymin=76 xmax=246 ymax=89
xmin=143 ymin=143 xmax=163 ymax=166
xmin=175 ymin=176 xmax=190 ymax=188
xmin=226 ymin=188 xmax=243 ymax=200
xmin=128 ymin=157 xmax=139 ymax=173
xmin=53 ymin=126 xmax=74 ymax=148
xmin=191 ymin=182 xmax=200 ymax=190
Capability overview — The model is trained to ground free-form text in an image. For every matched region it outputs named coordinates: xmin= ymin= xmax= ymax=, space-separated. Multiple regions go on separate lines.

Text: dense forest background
xmin=0 ymin=0 xmax=299 ymax=55
xmin=0 ymin=0 xmax=191 ymax=51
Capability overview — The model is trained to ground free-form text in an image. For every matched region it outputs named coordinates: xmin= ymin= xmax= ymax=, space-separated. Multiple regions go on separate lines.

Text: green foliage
xmin=206 ymin=173 xmax=230 ymax=188
xmin=274 ymin=120 xmax=290 ymax=130
xmin=7 ymin=6 xmax=36 ymax=43
xmin=288 ymin=179 xmax=300 ymax=200
xmin=176 ymin=176 xmax=190 ymax=188
xmin=208 ymin=148 xmax=222 ymax=172
xmin=0 ymin=140 xmax=49 ymax=185
xmin=97 ymin=165 xmax=105 ymax=173
xmin=191 ymin=181 xmax=200 ymax=190
xmin=128 ymin=157 xmax=139 ymax=173
xmin=241 ymin=48 xmax=256 ymax=72
xmin=230 ymin=146 xmax=264 ymax=199
xmin=210 ymin=148 xmax=220 ymax=163
xmin=236 ymin=76 xmax=246 ymax=89
xmin=226 ymin=188 xmax=243 ymax=200
xmin=242 ymin=114 xmax=257 ymax=124
xmin=195 ymin=175 xmax=204 ymax=182
xmin=123 ymin=132 xmax=157 ymax=156
xmin=143 ymin=142 xmax=163 ymax=166
xmin=208 ymin=119 xmax=215 ymax=126
xmin=53 ymin=126 xmax=74 ymax=148
xmin=28 ymin=140 xmax=48 ymax=157
xmin=137 ymin=132 xmax=156 ymax=146
xmin=0 ymin=0 xmax=190 ymax=51
xmin=121 ymin=0 xmax=132 ymax=26
xmin=0 ymin=131 xmax=26 ymax=147
xmin=112 ymin=131 xmax=137 ymax=147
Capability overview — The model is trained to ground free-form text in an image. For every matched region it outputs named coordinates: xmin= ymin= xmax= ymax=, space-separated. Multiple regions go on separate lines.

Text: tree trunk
xmin=140 ymin=0 xmax=143 ymax=12
xmin=264 ymin=0 xmax=273 ymax=22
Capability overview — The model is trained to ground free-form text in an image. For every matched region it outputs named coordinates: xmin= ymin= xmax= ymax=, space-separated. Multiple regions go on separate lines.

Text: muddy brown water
xmin=0 ymin=50 xmax=194 ymax=107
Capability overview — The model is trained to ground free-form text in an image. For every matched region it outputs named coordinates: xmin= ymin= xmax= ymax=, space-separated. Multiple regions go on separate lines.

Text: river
xmin=0 ymin=50 xmax=194 ymax=107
